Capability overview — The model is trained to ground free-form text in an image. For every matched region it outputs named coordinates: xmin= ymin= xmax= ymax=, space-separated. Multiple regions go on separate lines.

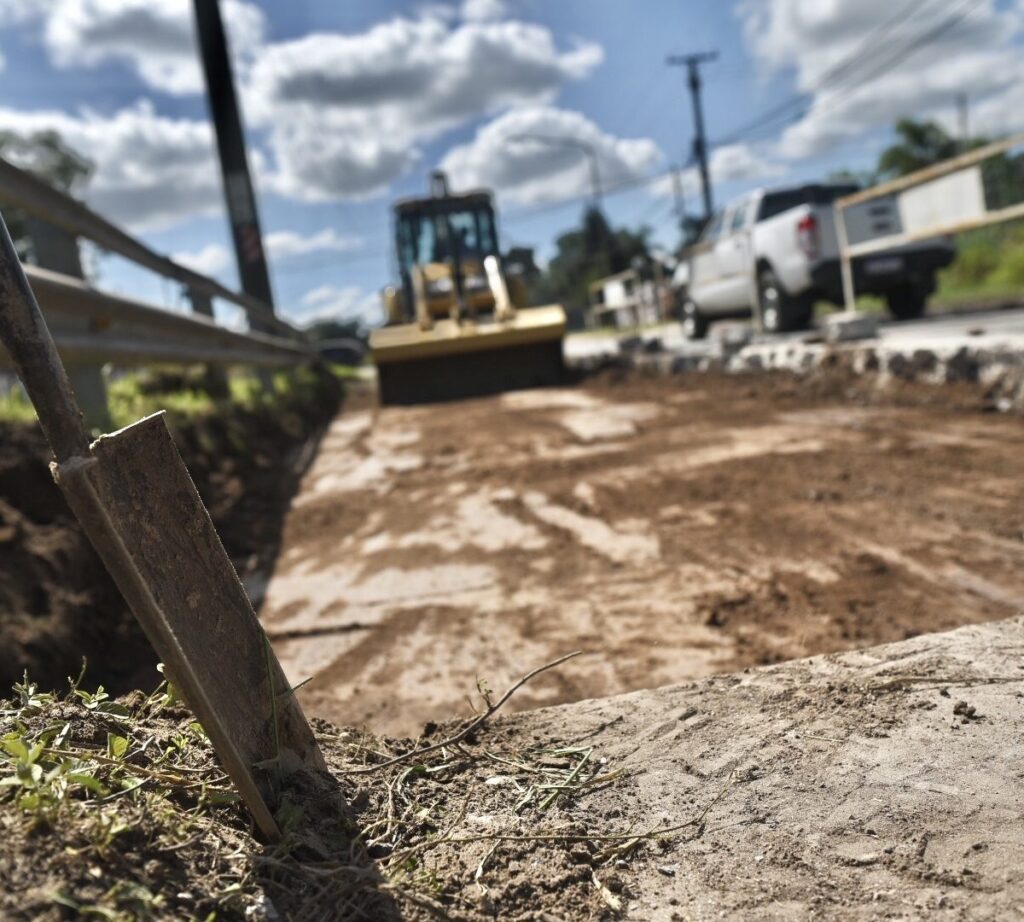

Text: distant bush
xmin=938 ymin=220 xmax=1024 ymax=301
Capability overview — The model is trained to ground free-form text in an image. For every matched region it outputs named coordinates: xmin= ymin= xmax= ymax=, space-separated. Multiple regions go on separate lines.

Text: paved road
xmin=565 ymin=304 xmax=1024 ymax=364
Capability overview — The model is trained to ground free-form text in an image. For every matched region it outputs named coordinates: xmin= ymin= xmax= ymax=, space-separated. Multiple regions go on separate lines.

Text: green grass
xmin=106 ymin=376 xmax=216 ymax=430
xmin=935 ymin=220 xmax=1024 ymax=306
xmin=0 ymin=387 xmax=38 ymax=424
xmin=0 ymin=364 xmax=338 ymax=428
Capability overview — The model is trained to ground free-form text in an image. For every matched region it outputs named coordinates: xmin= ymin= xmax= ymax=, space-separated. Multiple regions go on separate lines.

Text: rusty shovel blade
xmin=53 ymin=412 xmax=325 ymax=841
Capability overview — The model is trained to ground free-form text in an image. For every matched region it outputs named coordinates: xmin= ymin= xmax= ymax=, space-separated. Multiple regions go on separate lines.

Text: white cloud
xmin=173 ymin=242 xmax=231 ymax=276
xmin=298 ymin=284 xmax=382 ymax=326
xmin=736 ymin=0 xmax=1024 ymax=160
xmin=461 ymin=0 xmax=508 ymax=22
xmin=0 ymin=0 xmax=41 ymax=23
xmin=265 ymin=228 xmax=361 ymax=259
xmin=0 ymin=100 xmax=222 ymax=231
xmin=441 ymin=106 xmax=660 ymax=205
xmin=709 ymin=143 xmax=783 ymax=185
xmin=43 ymin=0 xmax=266 ymax=96
xmin=248 ymin=11 xmax=603 ymax=200
xmin=0 ymin=3 xmax=607 ymax=220
xmin=649 ymin=143 xmax=783 ymax=203
xmin=173 ymin=228 xmax=362 ymax=279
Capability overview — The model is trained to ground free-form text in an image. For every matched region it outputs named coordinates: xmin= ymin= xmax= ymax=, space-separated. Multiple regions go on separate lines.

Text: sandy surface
xmin=259 ymin=372 xmax=1024 ymax=736
xmin=485 ymin=616 xmax=1024 ymax=920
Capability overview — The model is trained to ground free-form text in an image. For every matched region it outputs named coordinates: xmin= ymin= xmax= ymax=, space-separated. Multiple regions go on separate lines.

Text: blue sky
xmin=0 ymin=0 xmax=1021 ymax=327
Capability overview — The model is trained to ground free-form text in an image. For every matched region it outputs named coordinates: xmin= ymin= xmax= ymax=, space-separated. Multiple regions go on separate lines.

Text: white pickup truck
xmin=677 ymin=182 xmax=955 ymax=338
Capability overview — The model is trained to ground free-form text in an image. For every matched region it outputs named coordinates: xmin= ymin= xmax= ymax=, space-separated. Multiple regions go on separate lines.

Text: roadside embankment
xmin=0 ymin=366 xmax=343 ymax=694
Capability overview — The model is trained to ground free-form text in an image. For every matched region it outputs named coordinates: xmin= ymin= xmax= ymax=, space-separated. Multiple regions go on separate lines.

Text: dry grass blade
xmin=591 ymin=869 xmax=623 ymax=913
xmin=339 ymin=651 xmax=584 ymax=776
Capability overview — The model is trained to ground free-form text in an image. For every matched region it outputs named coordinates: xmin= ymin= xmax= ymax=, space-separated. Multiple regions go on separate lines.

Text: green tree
xmin=304 ymin=317 xmax=368 ymax=344
xmin=0 ymin=130 xmax=92 ymax=258
xmin=876 ymin=119 xmax=961 ymax=180
xmin=536 ymin=206 xmax=651 ymax=310
xmin=827 ymin=166 xmax=876 ymax=188
xmin=677 ymin=213 xmax=706 ymax=252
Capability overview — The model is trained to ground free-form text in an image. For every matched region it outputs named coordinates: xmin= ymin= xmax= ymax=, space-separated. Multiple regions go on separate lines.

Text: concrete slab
xmin=504 ymin=617 xmax=1024 ymax=920
xmin=823 ymin=310 xmax=880 ymax=343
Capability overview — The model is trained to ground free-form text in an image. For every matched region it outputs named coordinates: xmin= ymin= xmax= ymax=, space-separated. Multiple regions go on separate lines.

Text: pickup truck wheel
xmin=757 ymin=268 xmax=810 ymax=334
xmin=886 ymin=284 xmax=927 ymax=321
xmin=681 ymin=299 xmax=709 ymax=340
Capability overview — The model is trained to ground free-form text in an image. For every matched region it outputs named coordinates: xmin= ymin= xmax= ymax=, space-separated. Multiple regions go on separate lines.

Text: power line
xmin=713 ymin=0 xmax=981 ymax=148
xmin=270 ymin=246 xmax=390 ymax=276
xmin=501 ymin=166 xmax=676 ymax=225
xmin=714 ymin=0 xmax=931 ymax=146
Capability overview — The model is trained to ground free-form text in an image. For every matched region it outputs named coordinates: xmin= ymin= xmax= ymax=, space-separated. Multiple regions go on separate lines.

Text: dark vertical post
xmin=187 ymin=287 xmax=230 ymax=398
xmin=25 ymin=218 xmax=111 ymax=429
xmin=191 ymin=0 xmax=275 ymax=318
xmin=688 ymin=60 xmax=712 ymax=221
xmin=667 ymin=52 xmax=718 ymax=223
xmin=671 ymin=164 xmax=685 ymax=221
xmin=956 ymin=92 xmax=970 ymax=148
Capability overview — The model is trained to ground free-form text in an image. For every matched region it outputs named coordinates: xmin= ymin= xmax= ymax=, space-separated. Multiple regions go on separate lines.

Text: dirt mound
xmin=0 ymin=369 xmax=343 ymax=696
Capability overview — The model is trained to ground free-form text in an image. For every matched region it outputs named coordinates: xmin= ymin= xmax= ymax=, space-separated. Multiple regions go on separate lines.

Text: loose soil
xmin=3 ymin=617 xmax=1022 ymax=920
xmin=0 ymin=370 xmax=343 ymax=695
xmin=261 ymin=368 xmax=1024 ymax=736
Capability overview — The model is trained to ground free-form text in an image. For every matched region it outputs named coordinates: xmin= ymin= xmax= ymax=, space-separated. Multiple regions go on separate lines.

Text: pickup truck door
xmin=712 ymin=199 xmax=754 ymax=311
xmin=694 ymin=201 xmax=753 ymax=314
xmin=687 ymin=210 xmax=725 ymax=311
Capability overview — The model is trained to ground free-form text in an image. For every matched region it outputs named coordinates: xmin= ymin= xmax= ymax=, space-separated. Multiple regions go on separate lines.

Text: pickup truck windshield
xmin=757 ymin=184 xmax=859 ymax=222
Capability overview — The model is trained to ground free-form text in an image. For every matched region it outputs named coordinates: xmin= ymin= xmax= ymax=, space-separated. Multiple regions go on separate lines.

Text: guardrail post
xmin=248 ymin=312 xmax=276 ymax=393
xmin=26 ymin=217 xmax=111 ymax=428
xmin=833 ymin=203 xmax=857 ymax=313
xmin=187 ymin=287 xmax=230 ymax=398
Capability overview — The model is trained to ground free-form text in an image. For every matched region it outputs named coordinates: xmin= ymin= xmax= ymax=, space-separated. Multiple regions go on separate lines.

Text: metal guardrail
xmin=0 ymin=264 xmax=311 ymax=370
xmin=834 ymin=133 xmax=1024 ymax=311
xmin=0 ymin=154 xmax=312 ymax=364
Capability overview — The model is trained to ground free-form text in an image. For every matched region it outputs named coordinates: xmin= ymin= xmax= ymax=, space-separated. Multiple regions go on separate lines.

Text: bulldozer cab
xmin=371 ymin=171 xmax=566 ymax=406
xmin=392 ymin=172 xmax=501 ymax=323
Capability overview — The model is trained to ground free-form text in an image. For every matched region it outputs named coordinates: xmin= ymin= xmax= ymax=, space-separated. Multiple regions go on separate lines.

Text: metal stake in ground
xmin=0 ymin=212 xmax=325 ymax=842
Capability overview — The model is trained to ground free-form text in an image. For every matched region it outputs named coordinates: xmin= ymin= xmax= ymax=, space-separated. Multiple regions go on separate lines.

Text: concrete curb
xmin=603 ymin=336 xmax=1024 ymax=414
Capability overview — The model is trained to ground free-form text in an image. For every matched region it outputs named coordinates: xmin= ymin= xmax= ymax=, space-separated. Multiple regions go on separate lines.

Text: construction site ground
xmin=259 ymin=369 xmax=1024 ymax=738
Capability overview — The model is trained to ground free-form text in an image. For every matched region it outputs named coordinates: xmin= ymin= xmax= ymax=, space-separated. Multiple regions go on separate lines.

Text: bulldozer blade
xmin=371 ymin=304 xmax=566 ymax=405
xmin=53 ymin=411 xmax=325 ymax=841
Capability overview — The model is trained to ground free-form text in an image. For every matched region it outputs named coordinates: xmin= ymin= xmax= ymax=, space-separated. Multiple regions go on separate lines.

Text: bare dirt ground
xmin=5 ymin=617 xmax=1022 ymax=921
xmin=451 ymin=616 xmax=1024 ymax=920
xmin=260 ymin=370 xmax=1024 ymax=737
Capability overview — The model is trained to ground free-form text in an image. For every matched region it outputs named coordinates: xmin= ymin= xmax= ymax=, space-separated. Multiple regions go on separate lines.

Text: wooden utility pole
xmin=667 ymin=52 xmax=718 ymax=223
xmin=192 ymin=0 xmax=275 ymax=316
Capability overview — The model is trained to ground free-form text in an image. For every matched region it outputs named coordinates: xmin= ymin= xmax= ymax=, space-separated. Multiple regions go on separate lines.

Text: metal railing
xmin=11 ymin=264 xmax=310 ymax=368
xmin=834 ymin=133 xmax=1024 ymax=311
xmin=0 ymin=153 xmax=316 ymax=422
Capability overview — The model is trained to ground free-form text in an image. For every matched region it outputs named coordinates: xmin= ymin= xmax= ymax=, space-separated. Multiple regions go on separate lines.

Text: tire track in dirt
xmin=259 ymin=372 xmax=1024 ymax=735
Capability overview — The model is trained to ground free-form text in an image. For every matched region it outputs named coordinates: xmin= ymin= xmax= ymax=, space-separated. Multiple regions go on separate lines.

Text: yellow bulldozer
xmin=370 ymin=172 xmax=566 ymax=405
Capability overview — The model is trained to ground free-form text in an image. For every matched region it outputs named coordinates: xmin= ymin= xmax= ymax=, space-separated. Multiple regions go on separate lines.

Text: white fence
xmin=835 ymin=134 xmax=1024 ymax=311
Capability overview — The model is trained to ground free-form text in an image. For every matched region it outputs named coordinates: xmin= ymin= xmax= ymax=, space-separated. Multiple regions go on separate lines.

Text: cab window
xmin=729 ymin=200 xmax=750 ymax=232
xmin=700 ymin=211 xmax=724 ymax=242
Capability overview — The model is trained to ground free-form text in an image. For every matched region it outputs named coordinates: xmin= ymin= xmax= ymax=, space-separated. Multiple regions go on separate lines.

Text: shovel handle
xmin=0 ymin=211 xmax=90 ymax=460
